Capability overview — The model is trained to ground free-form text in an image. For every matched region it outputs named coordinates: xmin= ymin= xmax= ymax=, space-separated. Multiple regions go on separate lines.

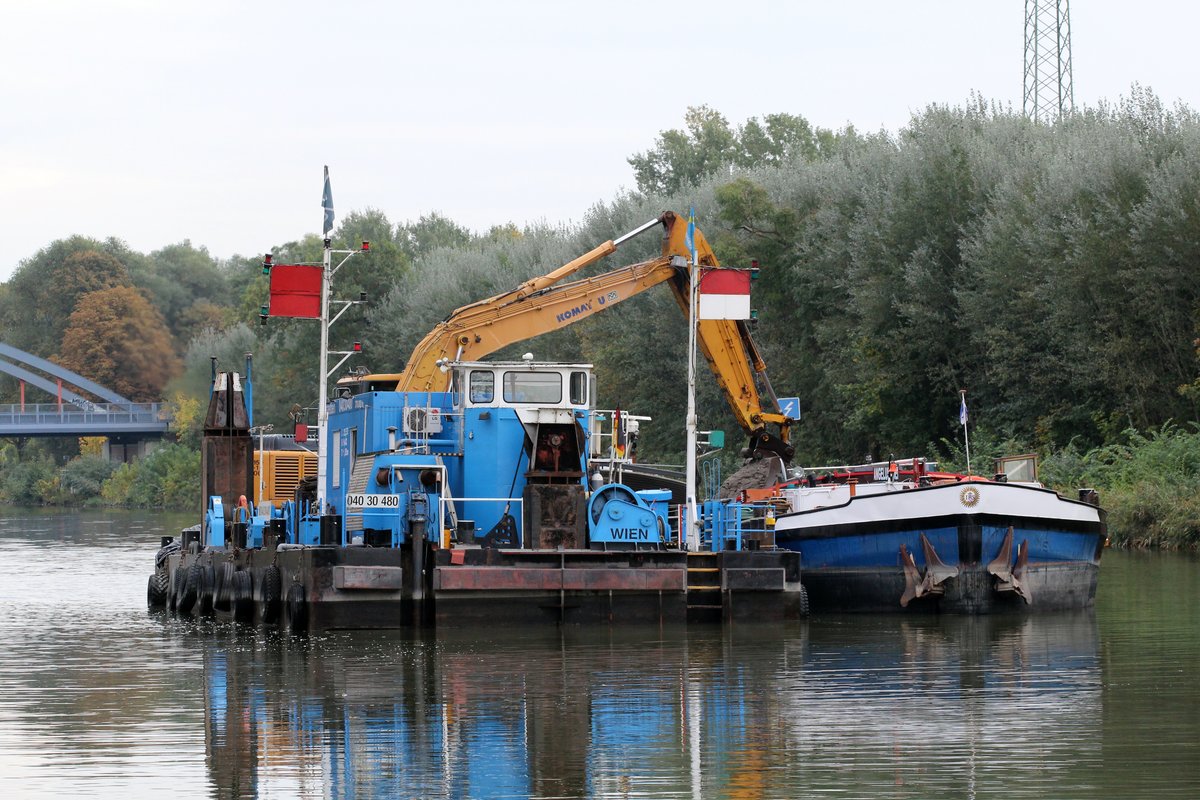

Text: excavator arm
xmin=658 ymin=212 xmax=794 ymax=461
xmin=355 ymin=212 xmax=794 ymax=461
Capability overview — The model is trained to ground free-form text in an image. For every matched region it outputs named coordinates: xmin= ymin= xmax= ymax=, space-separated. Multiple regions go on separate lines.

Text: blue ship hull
xmin=773 ymin=481 xmax=1106 ymax=613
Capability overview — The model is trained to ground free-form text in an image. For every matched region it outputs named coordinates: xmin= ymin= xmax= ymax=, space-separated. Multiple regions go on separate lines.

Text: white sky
xmin=2 ymin=0 xmax=1197 ymax=279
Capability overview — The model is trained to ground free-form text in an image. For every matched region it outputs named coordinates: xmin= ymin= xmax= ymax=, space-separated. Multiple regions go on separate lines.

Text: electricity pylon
xmin=1023 ymin=0 xmax=1074 ymax=122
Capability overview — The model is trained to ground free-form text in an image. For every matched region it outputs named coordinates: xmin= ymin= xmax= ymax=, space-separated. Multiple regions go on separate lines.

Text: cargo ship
xmin=768 ymin=457 xmax=1106 ymax=613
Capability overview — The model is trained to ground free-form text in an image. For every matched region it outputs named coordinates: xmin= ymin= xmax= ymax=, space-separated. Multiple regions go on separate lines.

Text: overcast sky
xmin=2 ymin=0 xmax=1197 ymax=280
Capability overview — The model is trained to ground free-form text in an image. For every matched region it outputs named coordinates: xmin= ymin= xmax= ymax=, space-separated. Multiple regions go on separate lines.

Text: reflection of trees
xmin=1099 ymin=551 xmax=1200 ymax=796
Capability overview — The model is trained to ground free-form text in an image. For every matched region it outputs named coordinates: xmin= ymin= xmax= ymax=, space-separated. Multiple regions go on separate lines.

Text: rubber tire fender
xmin=231 ymin=570 xmax=255 ymax=624
xmin=285 ymin=583 xmax=308 ymax=633
xmin=178 ymin=562 xmax=201 ymax=615
xmin=259 ymin=565 xmax=283 ymax=624
xmin=147 ymin=573 xmax=167 ymax=608
xmin=215 ymin=562 xmax=235 ymax=612
xmin=169 ymin=567 xmax=184 ymax=612
xmin=197 ymin=563 xmax=216 ymax=617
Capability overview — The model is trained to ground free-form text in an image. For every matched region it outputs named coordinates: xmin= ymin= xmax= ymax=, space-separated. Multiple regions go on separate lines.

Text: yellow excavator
xmin=345 ymin=211 xmax=794 ymax=461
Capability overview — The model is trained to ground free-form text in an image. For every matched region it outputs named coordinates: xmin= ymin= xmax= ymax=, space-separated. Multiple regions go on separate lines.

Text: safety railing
xmin=0 ymin=402 xmax=167 ymax=429
xmin=700 ymin=500 xmax=778 ymax=552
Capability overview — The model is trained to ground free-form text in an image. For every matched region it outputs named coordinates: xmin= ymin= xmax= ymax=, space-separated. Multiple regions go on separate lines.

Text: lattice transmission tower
xmin=1023 ymin=0 xmax=1074 ymax=122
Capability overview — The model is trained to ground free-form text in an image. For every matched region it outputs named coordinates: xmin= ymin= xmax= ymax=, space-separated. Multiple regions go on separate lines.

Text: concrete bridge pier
xmin=103 ymin=436 xmax=160 ymax=464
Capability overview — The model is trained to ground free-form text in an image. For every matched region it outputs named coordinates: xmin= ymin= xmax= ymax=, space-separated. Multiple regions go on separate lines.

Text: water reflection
xmin=9 ymin=512 xmax=1198 ymax=798
xmin=196 ymin=614 xmax=1101 ymax=799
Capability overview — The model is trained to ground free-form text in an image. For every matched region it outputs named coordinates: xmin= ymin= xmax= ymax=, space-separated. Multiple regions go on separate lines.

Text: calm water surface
xmin=0 ymin=509 xmax=1197 ymax=799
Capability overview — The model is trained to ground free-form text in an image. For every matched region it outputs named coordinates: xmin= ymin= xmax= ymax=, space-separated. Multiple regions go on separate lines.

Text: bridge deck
xmin=0 ymin=402 xmax=169 ymax=437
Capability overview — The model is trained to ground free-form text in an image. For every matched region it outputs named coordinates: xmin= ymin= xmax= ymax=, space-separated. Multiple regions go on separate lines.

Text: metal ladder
xmin=686 ymin=551 xmax=722 ymax=622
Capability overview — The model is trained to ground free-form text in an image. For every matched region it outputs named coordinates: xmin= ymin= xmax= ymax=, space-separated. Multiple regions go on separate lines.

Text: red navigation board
xmin=269 ymin=264 xmax=323 ymax=318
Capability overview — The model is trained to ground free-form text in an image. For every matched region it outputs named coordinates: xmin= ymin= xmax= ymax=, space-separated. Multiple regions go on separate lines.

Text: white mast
xmin=960 ymin=389 xmax=972 ymax=476
xmin=684 ymin=209 xmax=701 ymax=551
xmin=315 ymin=238 xmax=334 ymax=513
xmin=314 ymin=166 xmax=367 ymax=515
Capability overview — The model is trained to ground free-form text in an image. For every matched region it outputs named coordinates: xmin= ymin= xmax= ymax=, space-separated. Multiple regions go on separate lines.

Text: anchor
xmin=899 ymin=533 xmax=960 ymax=607
xmin=985 ymin=526 xmax=1033 ymax=604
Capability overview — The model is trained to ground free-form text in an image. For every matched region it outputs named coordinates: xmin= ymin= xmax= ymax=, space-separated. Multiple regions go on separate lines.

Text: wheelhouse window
xmin=469 ymin=370 xmax=495 ymax=403
xmin=569 ymin=371 xmax=588 ymax=406
xmin=503 ymin=371 xmax=562 ymax=404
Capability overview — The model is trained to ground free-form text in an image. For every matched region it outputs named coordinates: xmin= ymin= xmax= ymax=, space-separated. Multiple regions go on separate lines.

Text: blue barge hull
xmin=773 ymin=479 xmax=1106 ymax=613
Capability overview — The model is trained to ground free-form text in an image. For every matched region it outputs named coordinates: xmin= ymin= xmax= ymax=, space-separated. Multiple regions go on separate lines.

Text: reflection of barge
xmin=770 ymin=457 xmax=1106 ymax=613
xmin=196 ymin=614 xmax=1102 ymax=798
xmin=148 ymin=357 xmax=804 ymax=630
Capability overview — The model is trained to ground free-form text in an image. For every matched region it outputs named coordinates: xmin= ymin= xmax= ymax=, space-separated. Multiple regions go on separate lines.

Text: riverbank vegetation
xmin=2 ymin=90 xmax=1198 ymax=547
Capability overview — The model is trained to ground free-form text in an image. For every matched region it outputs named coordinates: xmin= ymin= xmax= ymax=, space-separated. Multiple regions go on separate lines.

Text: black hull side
xmin=802 ymin=560 xmax=1099 ymax=614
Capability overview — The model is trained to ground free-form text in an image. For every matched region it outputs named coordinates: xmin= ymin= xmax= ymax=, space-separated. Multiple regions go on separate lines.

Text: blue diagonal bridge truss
xmin=0 ymin=342 xmax=169 ymax=437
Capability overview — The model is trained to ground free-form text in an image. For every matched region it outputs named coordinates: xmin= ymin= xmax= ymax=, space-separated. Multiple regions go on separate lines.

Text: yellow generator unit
xmin=254 ymin=450 xmax=317 ymax=508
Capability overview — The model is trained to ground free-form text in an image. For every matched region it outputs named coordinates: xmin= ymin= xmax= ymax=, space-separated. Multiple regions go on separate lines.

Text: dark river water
xmin=1 ymin=509 xmax=1197 ymax=799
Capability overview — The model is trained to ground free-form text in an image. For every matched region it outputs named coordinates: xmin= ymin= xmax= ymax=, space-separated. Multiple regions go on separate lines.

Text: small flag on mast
xmin=614 ymin=406 xmax=627 ymax=459
xmin=685 ymin=205 xmax=697 ymax=264
xmin=959 ymin=392 xmax=968 ymax=427
xmin=322 ymin=165 xmax=335 ymax=235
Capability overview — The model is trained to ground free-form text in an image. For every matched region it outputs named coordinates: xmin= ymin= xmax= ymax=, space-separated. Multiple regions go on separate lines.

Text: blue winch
xmin=587 ymin=484 xmax=670 ymax=548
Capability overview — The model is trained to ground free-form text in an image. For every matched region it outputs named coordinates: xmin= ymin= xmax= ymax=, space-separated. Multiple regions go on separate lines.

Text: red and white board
xmin=698 ymin=269 xmax=751 ymax=320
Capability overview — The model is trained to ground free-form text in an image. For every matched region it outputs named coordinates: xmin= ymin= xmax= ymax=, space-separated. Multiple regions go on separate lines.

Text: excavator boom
xmin=353 ymin=212 xmax=793 ymax=460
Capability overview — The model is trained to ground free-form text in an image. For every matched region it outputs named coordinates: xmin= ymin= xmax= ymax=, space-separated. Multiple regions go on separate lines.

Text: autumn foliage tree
xmin=57 ymin=286 xmax=181 ymax=401
xmin=0 ymin=240 xmax=135 ymax=357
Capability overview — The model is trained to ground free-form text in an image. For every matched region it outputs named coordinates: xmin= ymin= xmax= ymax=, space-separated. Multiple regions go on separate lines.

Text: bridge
xmin=0 ymin=343 xmax=169 ymax=452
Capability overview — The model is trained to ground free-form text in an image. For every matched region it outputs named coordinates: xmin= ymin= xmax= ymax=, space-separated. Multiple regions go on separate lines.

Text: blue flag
xmin=959 ymin=394 xmax=968 ymax=427
xmin=322 ymin=165 xmax=334 ymax=235
xmin=685 ymin=205 xmax=697 ymax=264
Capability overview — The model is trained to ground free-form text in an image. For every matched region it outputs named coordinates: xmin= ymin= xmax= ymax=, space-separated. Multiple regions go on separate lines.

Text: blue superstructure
xmin=321 ymin=361 xmax=614 ymax=549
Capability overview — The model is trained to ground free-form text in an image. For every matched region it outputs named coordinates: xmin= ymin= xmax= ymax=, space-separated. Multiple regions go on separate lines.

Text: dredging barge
xmin=147 ymin=211 xmax=807 ymax=630
xmin=147 ymin=358 xmax=804 ymax=630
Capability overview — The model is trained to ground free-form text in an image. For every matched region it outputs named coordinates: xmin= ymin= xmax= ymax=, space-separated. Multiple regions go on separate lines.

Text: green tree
xmin=135 ymin=241 xmax=230 ymax=351
xmin=629 ymin=106 xmax=738 ymax=195
xmin=628 ymin=106 xmax=839 ymax=196
xmin=59 ymin=455 xmax=117 ymax=501
xmin=398 ymin=212 xmax=473 ymax=261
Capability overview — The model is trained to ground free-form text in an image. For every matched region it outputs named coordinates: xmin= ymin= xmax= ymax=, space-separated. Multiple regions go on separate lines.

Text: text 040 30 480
xmin=345 ymin=493 xmax=400 ymax=509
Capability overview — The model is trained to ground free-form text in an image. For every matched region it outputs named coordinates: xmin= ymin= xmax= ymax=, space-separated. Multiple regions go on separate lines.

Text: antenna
xmin=1023 ymin=0 xmax=1074 ymax=123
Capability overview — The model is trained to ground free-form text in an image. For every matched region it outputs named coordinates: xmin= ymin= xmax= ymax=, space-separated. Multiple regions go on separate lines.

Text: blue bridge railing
xmin=0 ymin=402 xmax=170 ymax=437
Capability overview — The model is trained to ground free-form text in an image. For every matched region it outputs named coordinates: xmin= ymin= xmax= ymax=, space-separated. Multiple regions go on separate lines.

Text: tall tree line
xmin=3 ymin=93 xmax=1198 ymax=471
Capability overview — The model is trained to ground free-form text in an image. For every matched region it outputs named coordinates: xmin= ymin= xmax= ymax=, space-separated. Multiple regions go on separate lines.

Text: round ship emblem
xmin=959 ymin=486 xmax=981 ymax=507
